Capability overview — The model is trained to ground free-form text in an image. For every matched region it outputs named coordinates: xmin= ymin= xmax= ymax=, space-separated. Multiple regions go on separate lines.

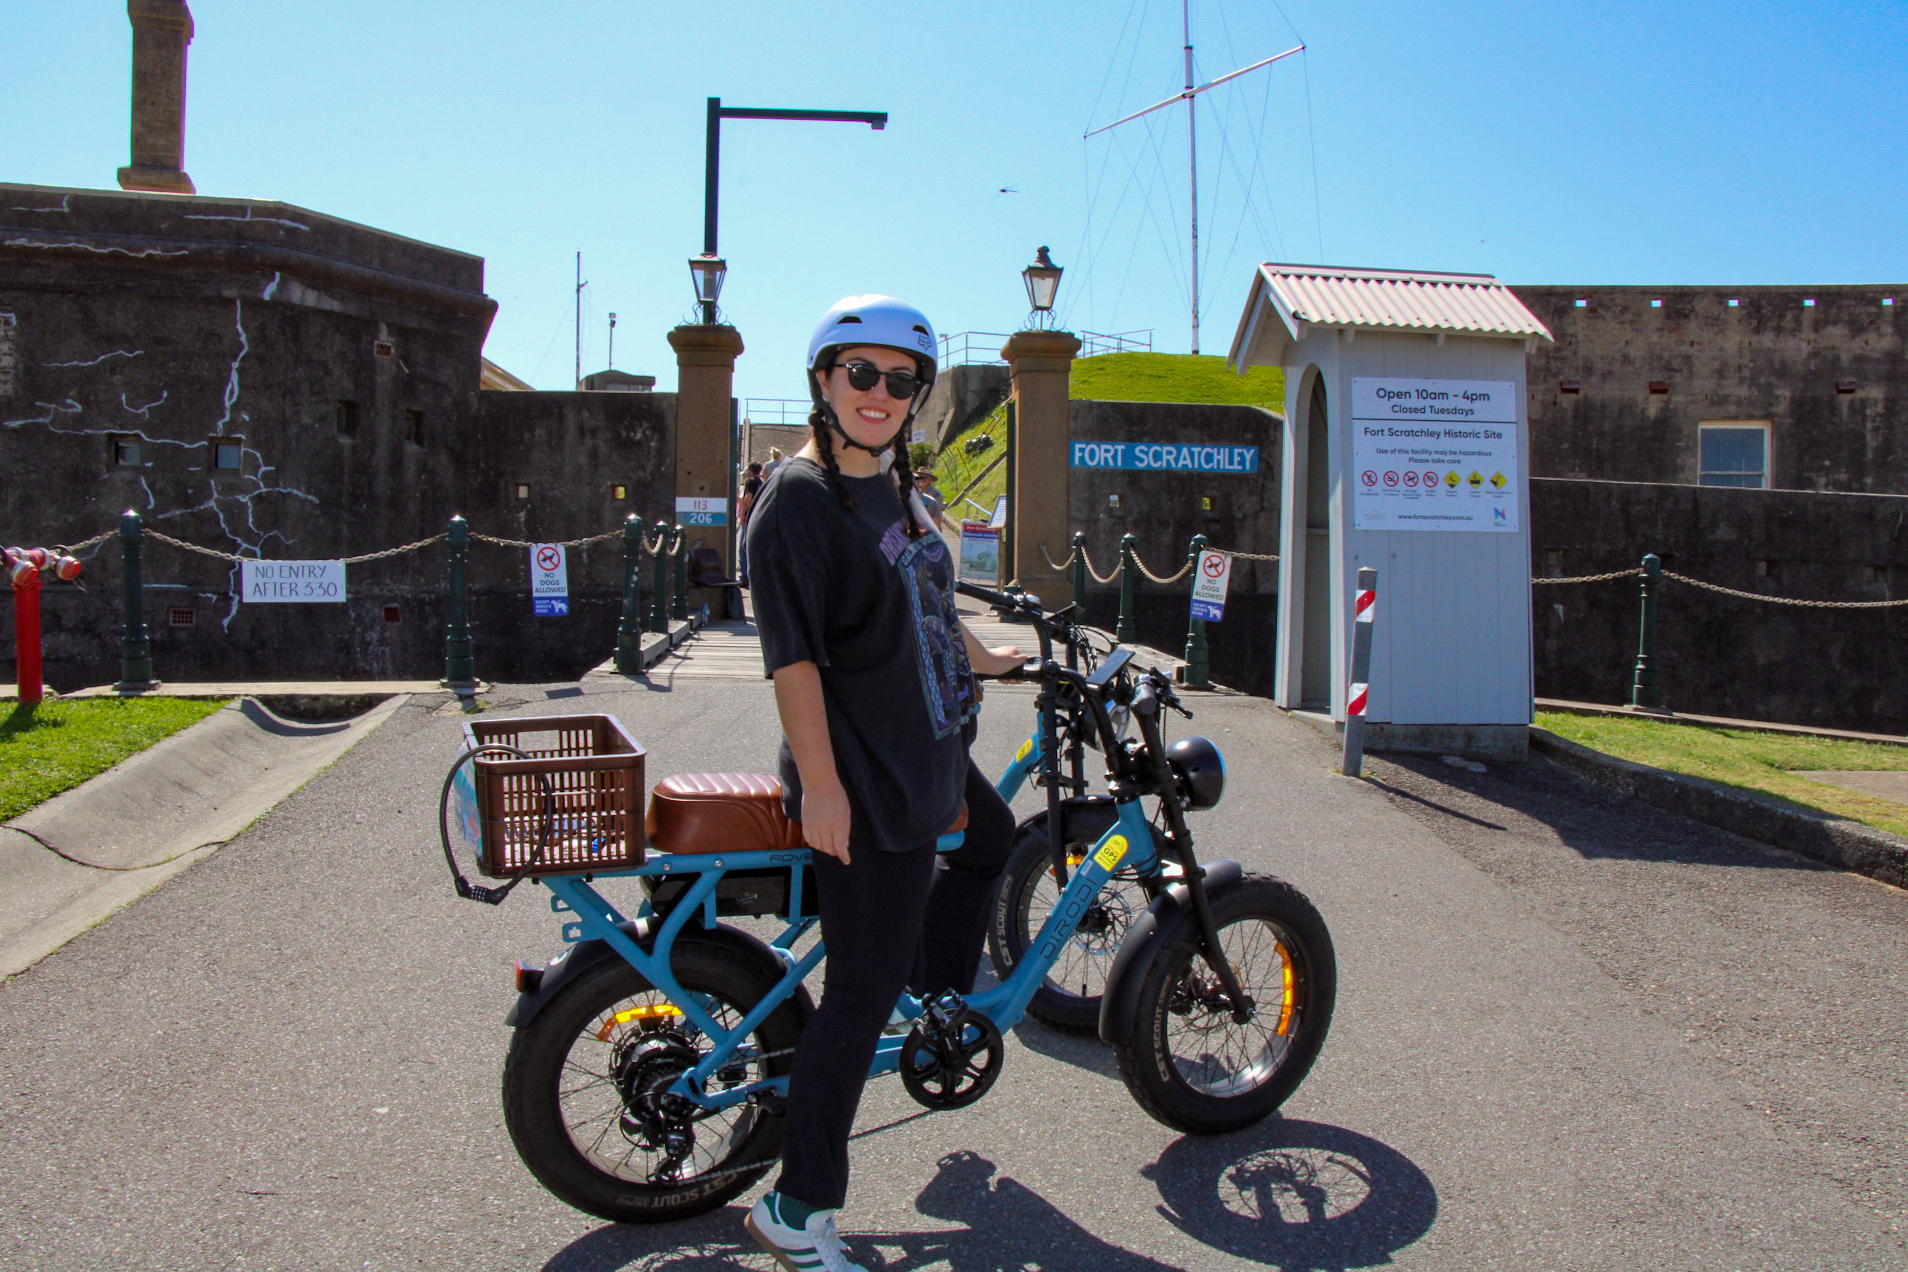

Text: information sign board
xmin=675 ymin=496 xmax=728 ymax=527
xmin=1189 ymin=549 xmax=1232 ymax=622
xmin=959 ymin=522 xmax=1001 ymax=583
xmin=240 ymin=560 xmax=346 ymax=603
xmin=531 ymin=543 xmax=569 ymax=617
xmin=1350 ymin=378 xmax=1519 ymax=532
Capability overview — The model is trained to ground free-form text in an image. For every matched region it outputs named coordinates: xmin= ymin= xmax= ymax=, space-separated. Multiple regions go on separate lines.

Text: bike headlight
xmin=1165 ymin=736 xmax=1225 ymax=812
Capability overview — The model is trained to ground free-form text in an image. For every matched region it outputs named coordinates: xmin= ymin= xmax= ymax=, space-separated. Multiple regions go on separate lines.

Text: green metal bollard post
xmin=115 ymin=509 xmax=155 ymax=691
xmin=671 ymin=525 xmax=689 ymax=621
xmin=1630 ymin=552 xmax=1665 ymax=710
xmin=614 ymin=514 xmax=644 ymax=673
xmin=1183 ymin=533 xmax=1212 ymax=689
xmin=442 ymin=515 xmax=476 ymax=688
xmin=1070 ymin=531 xmax=1087 ymax=621
xmin=1116 ymin=533 xmax=1137 ymax=645
xmin=649 ymin=522 xmax=671 ymax=634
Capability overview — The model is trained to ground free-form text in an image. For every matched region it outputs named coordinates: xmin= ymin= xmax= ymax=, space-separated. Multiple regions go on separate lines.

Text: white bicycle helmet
xmin=805 ymin=295 xmax=940 ymax=455
xmin=806 ymin=294 xmax=939 ymax=374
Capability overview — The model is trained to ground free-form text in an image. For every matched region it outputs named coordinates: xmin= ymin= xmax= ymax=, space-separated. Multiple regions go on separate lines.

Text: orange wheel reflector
xmin=1274 ymin=942 xmax=1296 ymax=1037
xmin=597 ymin=1002 xmax=684 ymax=1041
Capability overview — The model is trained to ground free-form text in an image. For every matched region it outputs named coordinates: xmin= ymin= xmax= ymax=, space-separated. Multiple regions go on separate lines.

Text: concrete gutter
xmin=1530 ymin=726 xmax=1908 ymax=890
xmin=0 ymin=695 xmax=407 ymax=977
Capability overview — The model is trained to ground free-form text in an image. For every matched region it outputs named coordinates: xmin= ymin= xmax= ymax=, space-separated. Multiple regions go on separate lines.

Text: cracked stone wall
xmin=0 ymin=183 xmax=675 ymax=689
xmin=1515 ymin=285 xmax=1907 ymax=493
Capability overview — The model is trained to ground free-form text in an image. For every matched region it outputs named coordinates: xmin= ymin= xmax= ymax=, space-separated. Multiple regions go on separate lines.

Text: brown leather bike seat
xmin=646 ymin=772 xmax=968 ymax=854
xmin=647 ymin=773 xmax=803 ymax=854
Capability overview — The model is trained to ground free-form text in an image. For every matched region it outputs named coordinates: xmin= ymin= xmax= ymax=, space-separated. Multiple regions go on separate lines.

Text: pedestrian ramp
xmin=644 ymin=620 xmax=767 ymax=681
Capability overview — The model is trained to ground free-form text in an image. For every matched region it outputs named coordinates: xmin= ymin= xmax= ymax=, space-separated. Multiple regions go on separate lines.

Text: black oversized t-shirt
xmin=747 ymin=457 xmax=979 ymax=852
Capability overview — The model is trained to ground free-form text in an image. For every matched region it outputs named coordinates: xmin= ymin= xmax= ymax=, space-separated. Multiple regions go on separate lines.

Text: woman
xmin=743 ymin=296 xmax=1022 ymax=1272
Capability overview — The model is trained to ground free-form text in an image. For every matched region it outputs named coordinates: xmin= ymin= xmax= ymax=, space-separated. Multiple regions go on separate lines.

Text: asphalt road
xmin=2 ymin=657 xmax=1903 ymax=1271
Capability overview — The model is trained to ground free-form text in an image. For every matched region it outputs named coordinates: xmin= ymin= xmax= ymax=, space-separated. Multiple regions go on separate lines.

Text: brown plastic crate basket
xmin=461 ymin=714 xmax=646 ymax=877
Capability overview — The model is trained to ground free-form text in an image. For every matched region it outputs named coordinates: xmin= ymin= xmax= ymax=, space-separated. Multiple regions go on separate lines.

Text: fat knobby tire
xmin=1112 ymin=873 xmax=1336 ymax=1135
xmin=501 ymin=938 xmax=804 ymax=1223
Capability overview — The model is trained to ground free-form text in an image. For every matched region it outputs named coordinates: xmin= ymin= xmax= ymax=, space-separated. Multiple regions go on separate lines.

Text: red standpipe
xmin=12 ymin=565 xmax=43 ymax=705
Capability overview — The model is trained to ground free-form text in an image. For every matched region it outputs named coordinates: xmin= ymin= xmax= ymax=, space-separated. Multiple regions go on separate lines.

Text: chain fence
xmin=44 ymin=517 xmax=1908 ymax=610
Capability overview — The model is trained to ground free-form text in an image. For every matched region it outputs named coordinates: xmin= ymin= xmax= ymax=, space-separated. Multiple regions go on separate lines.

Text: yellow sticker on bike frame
xmin=1094 ymin=834 xmax=1128 ymax=871
xmin=1015 ymin=737 xmax=1034 ymax=763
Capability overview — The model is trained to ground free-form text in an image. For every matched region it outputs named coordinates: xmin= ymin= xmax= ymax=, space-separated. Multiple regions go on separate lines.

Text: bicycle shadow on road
xmin=1145 ymin=1118 xmax=1438 ymax=1270
xmin=541 ymin=1126 xmax=1432 ymax=1272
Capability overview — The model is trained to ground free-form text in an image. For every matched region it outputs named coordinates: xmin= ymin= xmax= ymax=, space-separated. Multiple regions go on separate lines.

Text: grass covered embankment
xmin=1537 ymin=710 xmax=1908 ymax=839
xmin=0 ymin=697 xmax=229 ymax=820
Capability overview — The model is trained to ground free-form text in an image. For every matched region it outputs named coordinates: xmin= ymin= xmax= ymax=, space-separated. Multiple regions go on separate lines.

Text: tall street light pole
xmin=701 ymin=97 xmax=887 ymax=324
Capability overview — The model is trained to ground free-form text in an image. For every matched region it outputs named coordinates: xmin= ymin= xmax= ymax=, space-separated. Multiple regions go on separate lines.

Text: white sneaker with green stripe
xmin=745 ymin=1193 xmax=868 ymax=1272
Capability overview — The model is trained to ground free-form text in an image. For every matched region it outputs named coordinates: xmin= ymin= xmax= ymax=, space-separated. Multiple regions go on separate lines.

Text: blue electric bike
xmin=441 ymin=593 xmax=1335 ymax=1225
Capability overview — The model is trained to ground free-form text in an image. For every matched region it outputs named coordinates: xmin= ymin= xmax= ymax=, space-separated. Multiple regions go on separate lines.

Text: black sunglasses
xmin=835 ymin=359 xmax=924 ymax=400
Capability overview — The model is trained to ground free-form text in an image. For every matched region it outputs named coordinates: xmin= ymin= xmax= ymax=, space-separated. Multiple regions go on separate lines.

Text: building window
xmin=611 ymin=484 xmax=627 ymax=500
xmin=211 ymin=437 xmax=243 ymax=471
xmin=1803 ymin=299 xmax=1816 ymax=307
xmin=336 ymin=399 xmax=360 ymax=438
xmin=406 ymin=408 xmax=425 ymax=446
xmin=516 ymin=483 xmax=531 ymax=500
xmin=1650 ymin=298 xmax=1662 ymax=308
xmin=383 ymin=605 xmax=402 ymax=623
xmin=1648 ymin=381 xmax=1671 ymax=395
xmin=1699 ymin=422 xmax=1770 ymax=489
xmin=1107 ymin=493 xmax=1122 ymax=512
xmin=374 ymin=340 xmax=396 ymax=358
xmin=1559 ymin=381 xmax=1582 ymax=395
xmin=168 ymin=607 xmax=195 ymax=628
xmin=110 ymin=435 xmax=141 ymax=466
xmin=1573 ymin=298 xmax=1589 ymax=308
xmin=1727 ymin=298 xmax=1740 ymax=307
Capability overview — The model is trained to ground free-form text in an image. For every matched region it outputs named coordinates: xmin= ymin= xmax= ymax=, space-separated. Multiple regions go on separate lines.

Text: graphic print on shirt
xmin=882 ymin=521 xmax=978 ymax=740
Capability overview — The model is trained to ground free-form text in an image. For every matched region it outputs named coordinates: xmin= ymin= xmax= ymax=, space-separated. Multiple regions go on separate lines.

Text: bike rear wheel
xmin=1112 ymin=874 xmax=1335 ymax=1135
xmin=501 ymin=937 xmax=804 ymax=1223
xmin=988 ymin=820 xmax=1152 ymax=1034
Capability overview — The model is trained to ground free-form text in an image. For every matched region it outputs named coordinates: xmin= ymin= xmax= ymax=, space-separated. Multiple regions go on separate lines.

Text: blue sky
xmin=6 ymin=1 xmax=1905 ymax=403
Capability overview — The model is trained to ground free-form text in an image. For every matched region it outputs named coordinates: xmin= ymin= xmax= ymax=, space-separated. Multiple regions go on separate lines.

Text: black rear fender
xmin=505 ymin=917 xmax=816 ymax=1031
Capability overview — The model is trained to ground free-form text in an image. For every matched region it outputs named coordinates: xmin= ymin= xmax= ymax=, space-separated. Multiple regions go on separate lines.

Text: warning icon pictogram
xmin=1467 ymin=471 xmax=1483 ymax=489
xmin=1443 ymin=469 xmax=1460 ymax=488
xmin=1361 ymin=470 xmax=1378 ymax=486
xmin=1383 ymin=470 xmax=1399 ymax=487
xmin=536 ymin=545 xmax=563 ymax=572
xmin=1490 ymin=472 xmax=1506 ymax=489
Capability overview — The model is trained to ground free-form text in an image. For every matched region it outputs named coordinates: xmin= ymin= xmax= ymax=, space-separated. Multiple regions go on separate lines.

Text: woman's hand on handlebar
xmin=968 ymin=642 xmax=1027 ymax=678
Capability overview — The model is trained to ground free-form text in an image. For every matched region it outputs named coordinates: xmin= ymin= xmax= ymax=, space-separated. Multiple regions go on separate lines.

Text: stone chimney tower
xmin=116 ymin=0 xmax=196 ymax=195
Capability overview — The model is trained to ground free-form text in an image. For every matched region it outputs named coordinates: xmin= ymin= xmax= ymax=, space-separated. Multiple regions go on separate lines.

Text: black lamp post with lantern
xmin=1022 ymin=245 xmax=1064 ymax=329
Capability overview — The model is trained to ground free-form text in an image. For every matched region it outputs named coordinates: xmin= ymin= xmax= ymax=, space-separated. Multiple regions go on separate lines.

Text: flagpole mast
xmin=1184 ymin=0 xmax=1200 ymax=355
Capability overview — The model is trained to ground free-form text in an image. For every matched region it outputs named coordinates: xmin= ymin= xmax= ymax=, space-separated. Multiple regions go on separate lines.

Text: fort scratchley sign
xmin=1350 ymin=378 xmax=1519 ymax=532
xmin=1069 ymin=441 xmax=1259 ymax=474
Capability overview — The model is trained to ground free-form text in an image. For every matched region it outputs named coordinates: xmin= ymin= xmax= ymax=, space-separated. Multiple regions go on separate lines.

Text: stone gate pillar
xmin=1002 ymin=330 xmax=1081 ymax=606
xmin=667 ymin=323 xmax=744 ymax=600
xmin=118 ymin=0 xmax=197 ymax=195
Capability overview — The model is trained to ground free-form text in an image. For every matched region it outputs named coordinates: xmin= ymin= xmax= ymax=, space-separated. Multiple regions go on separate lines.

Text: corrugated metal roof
xmin=1256 ymin=263 xmax=1552 ymax=340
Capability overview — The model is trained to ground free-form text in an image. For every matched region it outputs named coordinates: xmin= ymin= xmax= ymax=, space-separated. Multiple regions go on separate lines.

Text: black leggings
xmin=775 ymin=759 xmax=1016 ymax=1210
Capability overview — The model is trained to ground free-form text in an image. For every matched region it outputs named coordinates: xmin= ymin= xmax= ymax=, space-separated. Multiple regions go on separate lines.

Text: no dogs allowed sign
xmin=531 ymin=543 xmax=569 ymax=617
xmin=1190 ymin=549 xmax=1231 ymax=622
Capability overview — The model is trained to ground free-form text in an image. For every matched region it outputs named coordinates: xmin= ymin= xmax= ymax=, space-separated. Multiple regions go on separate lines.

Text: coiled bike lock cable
xmin=437 ymin=744 xmax=557 ymax=905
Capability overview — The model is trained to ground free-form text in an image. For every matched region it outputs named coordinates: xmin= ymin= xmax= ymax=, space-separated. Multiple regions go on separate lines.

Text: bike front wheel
xmin=1112 ymin=874 xmax=1335 ymax=1135
xmin=501 ymin=936 xmax=804 ymax=1223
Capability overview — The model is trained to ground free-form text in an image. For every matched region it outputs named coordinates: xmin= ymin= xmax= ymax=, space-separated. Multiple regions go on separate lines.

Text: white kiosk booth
xmin=1227 ymin=265 xmax=1553 ymax=759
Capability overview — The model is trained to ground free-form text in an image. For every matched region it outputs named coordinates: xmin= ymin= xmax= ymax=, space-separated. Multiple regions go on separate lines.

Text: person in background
xmin=737 ymin=461 xmax=765 ymax=585
xmin=913 ymin=469 xmax=945 ymax=530
xmin=763 ymin=446 xmax=785 ymax=483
